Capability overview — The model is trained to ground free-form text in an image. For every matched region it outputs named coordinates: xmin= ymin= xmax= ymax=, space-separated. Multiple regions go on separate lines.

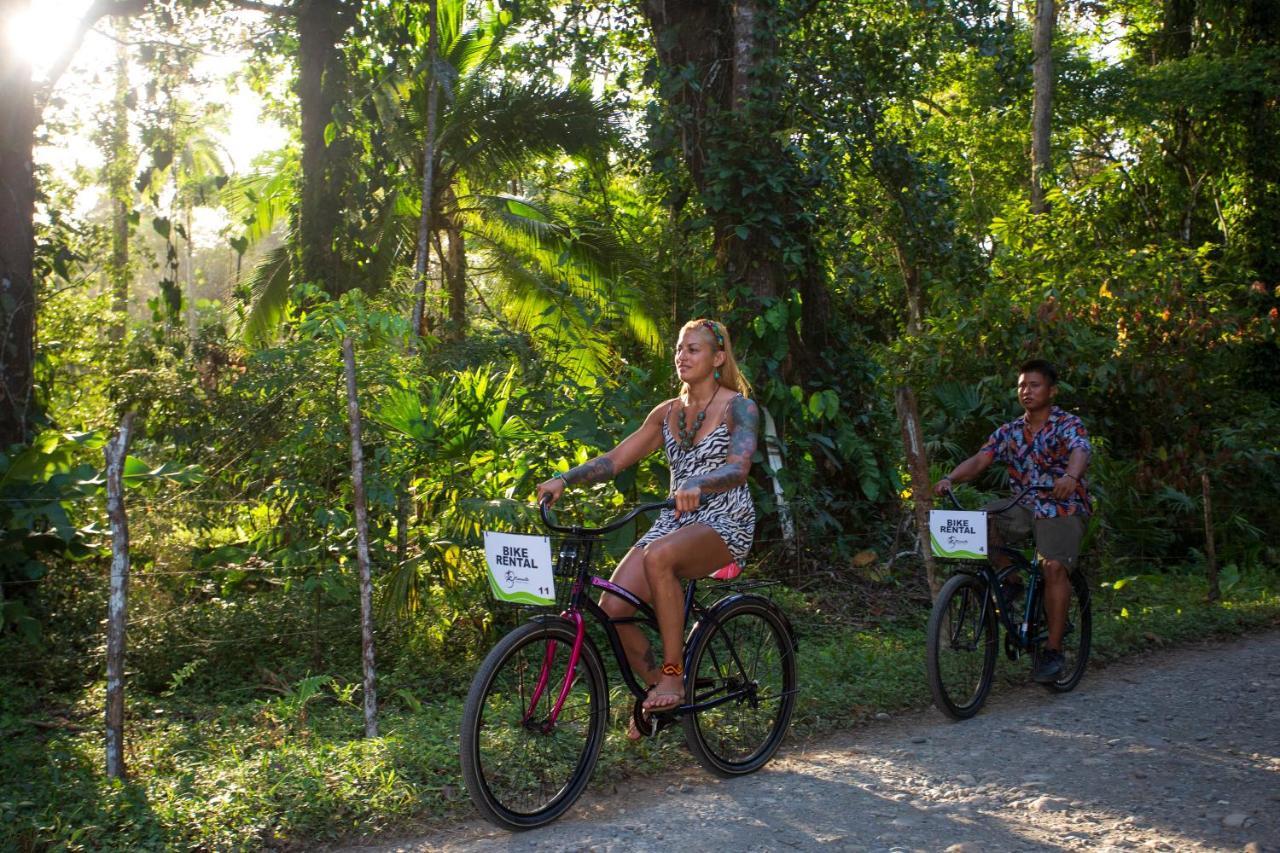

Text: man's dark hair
xmin=1019 ymin=358 xmax=1058 ymax=386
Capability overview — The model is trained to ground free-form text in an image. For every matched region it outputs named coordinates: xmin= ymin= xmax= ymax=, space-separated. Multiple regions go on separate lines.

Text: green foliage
xmin=12 ymin=0 xmax=1280 ymax=846
xmin=3 ymin=564 xmax=1276 ymax=850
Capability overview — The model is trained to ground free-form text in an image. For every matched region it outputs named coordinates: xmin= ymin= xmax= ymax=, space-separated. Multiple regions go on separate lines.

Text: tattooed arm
xmin=535 ymin=401 xmax=669 ymax=506
xmin=673 ymin=395 xmax=759 ymax=516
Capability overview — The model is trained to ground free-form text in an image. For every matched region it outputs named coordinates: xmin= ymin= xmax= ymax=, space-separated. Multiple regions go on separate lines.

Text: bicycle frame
xmin=948 ymin=549 xmax=1044 ymax=653
xmin=941 ymin=483 xmax=1057 ymax=654
xmin=523 ymin=500 xmax=769 ymax=730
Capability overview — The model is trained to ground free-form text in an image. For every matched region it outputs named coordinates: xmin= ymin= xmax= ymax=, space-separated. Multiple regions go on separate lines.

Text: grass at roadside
xmin=3 ymin=568 xmax=1278 ymax=851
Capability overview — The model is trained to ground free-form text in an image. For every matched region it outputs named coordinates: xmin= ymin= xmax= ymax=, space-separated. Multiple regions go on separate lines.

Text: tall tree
xmin=0 ymin=0 xmax=38 ymax=447
xmin=1239 ymin=0 xmax=1280 ymax=288
xmin=223 ymin=0 xmax=360 ymax=296
xmin=1030 ymin=0 xmax=1055 ymax=213
xmin=411 ymin=0 xmax=440 ymax=339
xmin=0 ymin=0 xmax=146 ymax=447
xmin=637 ymin=0 xmax=830 ymax=363
xmin=106 ymin=22 xmax=134 ymax=338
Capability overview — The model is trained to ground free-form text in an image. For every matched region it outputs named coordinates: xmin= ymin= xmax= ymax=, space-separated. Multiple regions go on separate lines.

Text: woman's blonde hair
xmin=679 ymin=318 xmax=751 ymax=399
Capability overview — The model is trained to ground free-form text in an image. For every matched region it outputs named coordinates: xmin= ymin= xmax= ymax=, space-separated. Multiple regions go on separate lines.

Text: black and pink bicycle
xmin=459 ymin=499 xmax=798 ymax=830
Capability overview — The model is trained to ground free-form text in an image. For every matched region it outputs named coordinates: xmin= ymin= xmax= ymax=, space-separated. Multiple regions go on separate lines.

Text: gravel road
xmin=358 ymin=632 xmax=1280 ymax=852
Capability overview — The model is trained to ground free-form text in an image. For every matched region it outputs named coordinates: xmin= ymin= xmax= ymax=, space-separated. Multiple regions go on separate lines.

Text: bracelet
xmin=1063 ymin=473 xmax=1079 ymax=482
xmin=553 ymin=472 xmax=569 ymax=485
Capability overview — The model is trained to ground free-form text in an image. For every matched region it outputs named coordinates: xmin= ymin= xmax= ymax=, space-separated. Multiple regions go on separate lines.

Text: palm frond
xmin=241 ymin=245 xmax=293 ymax=347
xmin=363 ymin=189 xmax=421 ymax=296
xmin=483 ymin=260 xmax=613 ymax=381
xmin=464 ymin=194 xmax=662 ymax=356
xmin=221 ymin=151 xmax=298 ymax=246
xmin=441 ymin=79 xmax=615 ymax=181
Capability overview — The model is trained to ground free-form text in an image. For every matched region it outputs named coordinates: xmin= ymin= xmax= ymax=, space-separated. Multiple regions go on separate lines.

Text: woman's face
xmin=675 ymin=327 xmax=722 ymax=385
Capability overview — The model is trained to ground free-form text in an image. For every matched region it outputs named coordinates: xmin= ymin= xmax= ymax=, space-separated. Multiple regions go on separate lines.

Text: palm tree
xmin=231 ymin=0 xmax=662 ymax=368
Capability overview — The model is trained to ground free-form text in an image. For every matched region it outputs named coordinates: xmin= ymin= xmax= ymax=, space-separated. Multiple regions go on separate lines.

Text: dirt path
xmin=356 ymin=632 xmax=1280 ymax=852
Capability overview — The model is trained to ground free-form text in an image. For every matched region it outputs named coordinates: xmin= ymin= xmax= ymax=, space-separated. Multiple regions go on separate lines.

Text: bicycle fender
xmin=524 ymin=613 xmax=576 ymax=630
xmin=689 ymin=593 xmax=799 ymax=656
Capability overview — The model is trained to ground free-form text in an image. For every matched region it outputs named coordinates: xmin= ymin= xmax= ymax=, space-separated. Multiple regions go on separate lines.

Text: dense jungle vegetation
xmin=1 ymin=0 xmax=1278 ymax=848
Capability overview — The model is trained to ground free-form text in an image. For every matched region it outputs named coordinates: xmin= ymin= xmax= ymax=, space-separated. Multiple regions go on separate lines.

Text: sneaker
xmin=1033 ymin=649 xmax=1064 ymax=683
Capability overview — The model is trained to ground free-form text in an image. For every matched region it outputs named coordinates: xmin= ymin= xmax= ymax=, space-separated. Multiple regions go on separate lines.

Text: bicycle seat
xmin=710 ymin=561 xmax=742 ymax=581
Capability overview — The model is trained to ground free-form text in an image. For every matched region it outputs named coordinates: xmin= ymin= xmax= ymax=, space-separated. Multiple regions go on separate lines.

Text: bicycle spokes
xmin=688 ymin=606 xmax=788 ymax=764
xmin=470 ymin=625 xmax=603 ymax=820
xmin=927 ymin=574 xmax=998 ymax=719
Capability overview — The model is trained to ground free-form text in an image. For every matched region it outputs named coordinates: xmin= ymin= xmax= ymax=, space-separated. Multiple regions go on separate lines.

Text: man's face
xmin=1017 ymin=371 xmax=1057 ymax=412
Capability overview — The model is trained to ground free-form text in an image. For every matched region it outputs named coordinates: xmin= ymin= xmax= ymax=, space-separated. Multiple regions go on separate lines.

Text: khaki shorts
xmin=983 ymin=502 xmax=1085 ymax=569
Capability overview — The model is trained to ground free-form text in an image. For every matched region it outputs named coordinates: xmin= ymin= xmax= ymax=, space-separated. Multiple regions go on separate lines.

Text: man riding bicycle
xmin=932 ymin=359 xmax=1092 ymax=683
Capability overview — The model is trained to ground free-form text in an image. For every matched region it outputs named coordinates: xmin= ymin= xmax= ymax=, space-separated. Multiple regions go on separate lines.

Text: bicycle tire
xmin=1036 ymin=569 xmax=1092 ymax=693
xmin=926 ymin=572 xmax=998 ymax=720
xmin=681 ymin=595 xmax=797 ymax=777
xmin=460 ymin=618 xmax=608 ymax=830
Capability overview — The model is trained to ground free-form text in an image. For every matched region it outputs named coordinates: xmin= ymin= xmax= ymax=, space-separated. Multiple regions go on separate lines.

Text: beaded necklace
xmin=677 ymin=385 xmax=720 ymax=450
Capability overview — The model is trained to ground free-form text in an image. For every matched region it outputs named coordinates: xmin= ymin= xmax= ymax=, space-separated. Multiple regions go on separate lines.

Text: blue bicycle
xmin=926 ymin=485 xmax=1092 ymax=719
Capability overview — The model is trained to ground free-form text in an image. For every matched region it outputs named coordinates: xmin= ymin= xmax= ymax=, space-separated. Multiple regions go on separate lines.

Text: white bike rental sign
xmin=928 ymin=510 xmax=988 ymax=560
xmin=482 ymin=531 xmax=556 ymax=606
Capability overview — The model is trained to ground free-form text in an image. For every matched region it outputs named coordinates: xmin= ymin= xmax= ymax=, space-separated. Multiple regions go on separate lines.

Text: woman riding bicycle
xmin=535 ymin=319 xmax=759 ymax=722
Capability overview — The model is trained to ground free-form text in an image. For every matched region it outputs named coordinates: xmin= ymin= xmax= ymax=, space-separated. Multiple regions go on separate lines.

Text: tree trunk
xmin=108 ymin=24 xmax=131 ymax=340
xmin=895 ymin=386 xmax=940 ymax=599
xmin=297 ymin=0 xmax=352 ymax=296
xmin=1158 ymin=0 xmax=1194 ymax=62
xmin=894 ymin=246 xmax=925 ymax=336
xmin=1030 ymin=0 xmax=1055 ymax=214
xmin=341 ymin=337 xmax=378 ymax=738
xmin=411 ymin=0 xmax=441 ymax=338
xmin=185 ymin=204 xmax=197 ymax=341
xmin=104 ymin=411 xmax=136 ymax=779
xmin=395 ymin=475 xmax=409 ymax=570
xmin=1202 ymin=471 xmax=1219 ymax=603
xmin=444 ymin=215 xmax=466 ymax=342
xmin=1240 ymin=0 xmax=1280 ymax=286
xmin=638 ymin=0 xmax=829 ymax=357
xmin=0 ymin=0 xmax=38 ymax=448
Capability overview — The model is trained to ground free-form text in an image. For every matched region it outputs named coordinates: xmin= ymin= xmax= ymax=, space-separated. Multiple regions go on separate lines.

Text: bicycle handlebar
xmin=944 ymin=483 xmax=1055 ymax=512
xmin=538 ymin=498 xmax=676 ymax=536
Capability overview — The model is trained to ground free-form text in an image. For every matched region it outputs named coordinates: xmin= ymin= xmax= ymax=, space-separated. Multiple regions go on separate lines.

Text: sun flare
xmin=4 ymin=4 xmax=78 ymax=75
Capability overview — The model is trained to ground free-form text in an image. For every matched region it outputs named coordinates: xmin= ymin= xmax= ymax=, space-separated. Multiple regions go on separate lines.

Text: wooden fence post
xmin=104 ymin=411 xmax=136 ymax=779
xmin=1202 ymin=471 xmax=1219 ymax=603
xmin=895 ymin=386 xmax=940 ymax=599
xmin=342 ymin=337 xmax=379 ymax=738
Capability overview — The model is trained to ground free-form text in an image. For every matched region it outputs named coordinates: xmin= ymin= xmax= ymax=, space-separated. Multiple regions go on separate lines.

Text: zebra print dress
xmin=633 ymin=396 xmax=756 ymax=563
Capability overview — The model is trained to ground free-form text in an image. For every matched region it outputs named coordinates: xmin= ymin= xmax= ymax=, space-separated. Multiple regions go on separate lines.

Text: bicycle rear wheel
xmin=1036 ymin=568 xmax=1092 ymax=693
xmin=682 ymin=596 xmax=797 ymax=777
xmin=460 ymin=618 xmax=607 ymax=830
xmin=926 ymin=572 xmax=998 ymax=720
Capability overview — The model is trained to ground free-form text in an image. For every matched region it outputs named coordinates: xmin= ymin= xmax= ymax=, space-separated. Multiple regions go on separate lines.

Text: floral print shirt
xmin=979 ymin=406 xmax=1092 ymax=518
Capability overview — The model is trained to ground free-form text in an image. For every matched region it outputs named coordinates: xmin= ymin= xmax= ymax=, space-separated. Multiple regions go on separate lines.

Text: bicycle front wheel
xmin=682 ymin=596 xmax=797 ymax=777
xmin=460 ymin=618 xmax=608 ymax=830
xmin=926 ymin=572 xmax=998 ymax=720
